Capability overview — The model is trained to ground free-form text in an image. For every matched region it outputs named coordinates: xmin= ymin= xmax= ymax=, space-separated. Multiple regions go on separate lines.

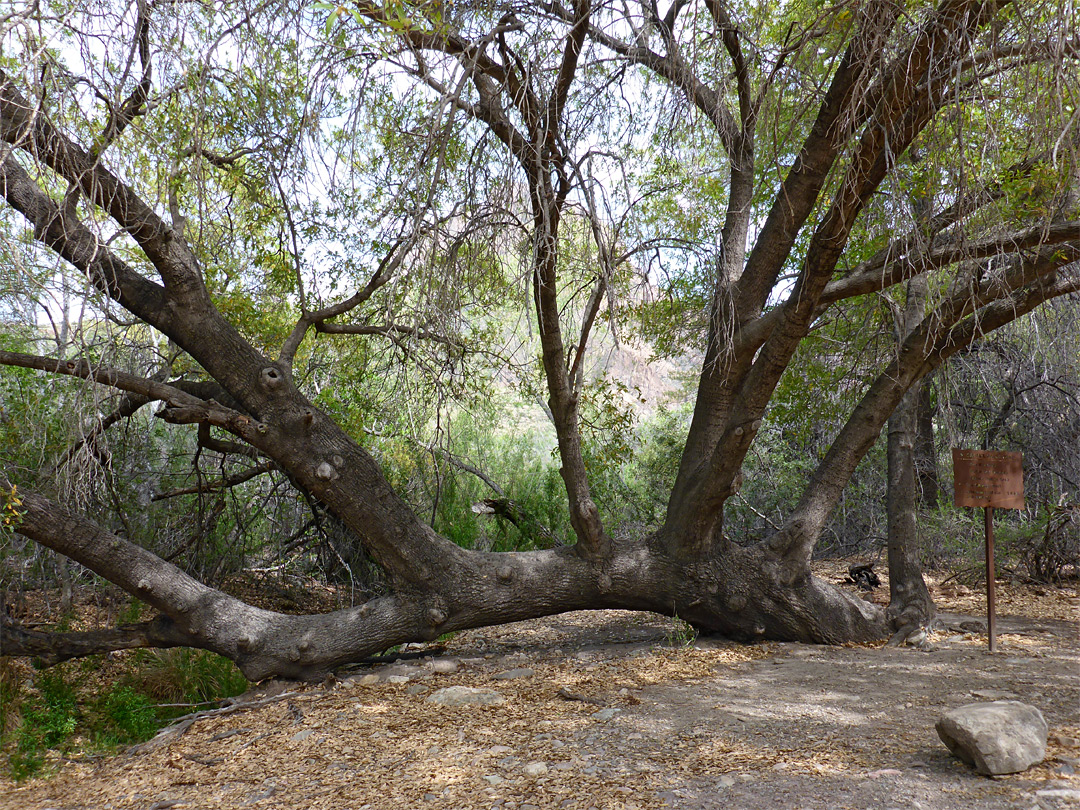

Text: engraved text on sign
xmin=952 ymin=449 xmax=1025 ymax=510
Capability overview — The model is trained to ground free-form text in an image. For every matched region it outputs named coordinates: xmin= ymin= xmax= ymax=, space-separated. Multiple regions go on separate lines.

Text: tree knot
xmin=260 ymin=366 xmax=285 ymax=391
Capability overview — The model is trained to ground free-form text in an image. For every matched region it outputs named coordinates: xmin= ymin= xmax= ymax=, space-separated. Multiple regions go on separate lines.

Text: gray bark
xmin=886 ymin=276 xmax=937 ymax=636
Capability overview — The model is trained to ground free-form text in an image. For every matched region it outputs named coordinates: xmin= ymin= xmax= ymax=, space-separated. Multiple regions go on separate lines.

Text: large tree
xmin=1 ymin=0 xmax=1077 ymax=679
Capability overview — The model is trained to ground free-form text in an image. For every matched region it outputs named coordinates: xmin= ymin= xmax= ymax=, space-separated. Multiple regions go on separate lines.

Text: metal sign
xmin=953 ymin=449 xmax=1025 ymax=510
xmin=952 ymin=448 xmax=1025 ymax=654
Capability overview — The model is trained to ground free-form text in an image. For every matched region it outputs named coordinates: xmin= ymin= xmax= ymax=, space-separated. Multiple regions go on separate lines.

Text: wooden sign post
xmin=952 ymin=449 xmax=1025 ymax=652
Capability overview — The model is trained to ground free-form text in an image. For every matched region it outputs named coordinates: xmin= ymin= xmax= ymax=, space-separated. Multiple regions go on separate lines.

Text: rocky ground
xmin=2 ymin=569 xmax=1077 ymax=810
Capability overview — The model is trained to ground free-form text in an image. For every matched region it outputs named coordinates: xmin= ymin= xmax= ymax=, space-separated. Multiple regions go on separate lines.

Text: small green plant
xmin=1 ymin=483 xmax=23 ymax=535
xmin=94 ymin=686 xmax=158 ymax=746
xmin=131 ymin=648 xmax=248 ymax=706
xmin=664 ymin=612 xmax=697 ymax=648
xmin=118 ymin=597 xmax=147 ymax=625
xmin=1 ymin=650 xmax=248 ymax=779
xmin=7 ymin=670 xmax=79 ymax=780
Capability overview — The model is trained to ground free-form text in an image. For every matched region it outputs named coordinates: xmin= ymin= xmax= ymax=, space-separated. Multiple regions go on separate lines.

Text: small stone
xmin=523 ymin=761 xmax=549 ymax=776
xmin=385 ymin=675 xmax=409 ymax=685
xmin=592 ymin=708 xmax=621 ymax=721
xmin=381 ymin=664 xmax=424 ymax=679
xmin=936 ymin=701 xmax=1048 ymax=775
xmin=355 ymin=674 xmax=380 ymax=685
xmin=431 ymin=658 xmax=460 ymax=675
xmin=493 ymin=667 xmax=535 ymax=680
xmin=971 ymin=689 xmax=1019 ymax=700
xmin=718 ymin=775 xmax=736 ymax=787
xmin=483 ymin=775 xmax=505 ymax=785
xmin=427 ymin=686 xmax=505 ymax=706
xmin=407 ymin=683 xmax=429 ymax=695
xmin=488 ymin=746 xmax=513 ymax=755
xmin=1036 ymin=789 xmax=1080 ymax=800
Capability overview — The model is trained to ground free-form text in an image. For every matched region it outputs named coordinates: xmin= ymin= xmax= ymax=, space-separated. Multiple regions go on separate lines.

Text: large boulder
xmin=936 ymin=701 xmax=1048 ymax=775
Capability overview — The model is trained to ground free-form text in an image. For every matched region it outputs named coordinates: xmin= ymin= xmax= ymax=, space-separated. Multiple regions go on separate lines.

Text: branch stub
xmin=315 ymin=461 xmax=338 ymax=481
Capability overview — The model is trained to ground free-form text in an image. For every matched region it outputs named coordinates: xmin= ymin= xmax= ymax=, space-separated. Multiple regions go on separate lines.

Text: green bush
xmin=1 ymin=650 xmax=248 ymax=780
xmin=95 ymin=686 xmax=158 ymax=746
xmin=130 ymin=648 xmax=248 ymax=706
xmin=6 ymin=670 xmax=79 ymax=780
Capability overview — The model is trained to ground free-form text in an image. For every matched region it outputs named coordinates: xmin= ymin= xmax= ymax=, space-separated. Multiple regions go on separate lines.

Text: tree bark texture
xmin=885 ymin=279 xmax=937 ymax=637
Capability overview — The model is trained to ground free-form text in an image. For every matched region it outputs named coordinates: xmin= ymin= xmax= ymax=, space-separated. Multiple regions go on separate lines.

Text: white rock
xmin=426 ymin=686 xmax=505 ymax=706
xmin=523 ymin=761 xmax=549 ymax=776
xmin=493 ymin=667 xmax=535 ymax=680
xmin=1035 ymin=789 xmax=1080 ymax=800
xmin=970 ymin=689 xmax=1019 ymax=700
xmin=936 ymin=701 xmax=1047 ymax=775
xmin=430 ymin=658 xmax=459 ymax=675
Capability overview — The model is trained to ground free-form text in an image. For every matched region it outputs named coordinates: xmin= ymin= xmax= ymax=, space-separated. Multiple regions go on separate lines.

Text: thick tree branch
xmin=672 ymin=0 xmax=1002 ymax=549
xmin=824 ymin=221 xmax=1080 ymax=305
xmin=0 ymin=153 xmax=170 ymax=325
xmin=0 ymin=617 xmax=188 ymax=667
xmin=548 ymin=0 xmax=592 ymax=143
xmin=731 ymin=2 xmax=903 ymax=322
xmin=0 ymin=69 xmax=208 ymax=305
xmin=666 ymin=3 xmax=905 ymax=539
xmin=0 ymin=349 xmax=224 ymax=413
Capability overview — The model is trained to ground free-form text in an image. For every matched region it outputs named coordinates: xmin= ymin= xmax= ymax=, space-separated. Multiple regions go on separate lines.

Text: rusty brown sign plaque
xmin=953 ymin=449 xmax=1025 ymax=510
xmin=952 ymin=448 xmax=1025 ymax=653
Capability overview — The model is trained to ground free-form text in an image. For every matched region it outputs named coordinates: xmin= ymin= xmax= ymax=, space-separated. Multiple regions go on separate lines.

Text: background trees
xmin=1 ymin=0 xmax=1077 ymax=681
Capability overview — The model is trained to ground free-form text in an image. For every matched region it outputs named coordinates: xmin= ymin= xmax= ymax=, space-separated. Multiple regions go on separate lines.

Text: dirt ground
xmin=2 ymin=567 xmax=1078 ymax=810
